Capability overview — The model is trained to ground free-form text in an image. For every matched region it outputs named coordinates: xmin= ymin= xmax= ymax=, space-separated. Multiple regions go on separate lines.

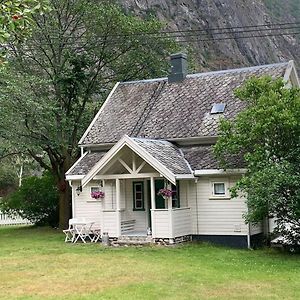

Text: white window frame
xmin=210 ymin=179 xmax=230 ymax=200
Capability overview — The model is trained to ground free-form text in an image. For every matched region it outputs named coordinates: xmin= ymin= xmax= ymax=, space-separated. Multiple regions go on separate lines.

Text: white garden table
xmin=72 ymin=221 xmax=95 ymax=243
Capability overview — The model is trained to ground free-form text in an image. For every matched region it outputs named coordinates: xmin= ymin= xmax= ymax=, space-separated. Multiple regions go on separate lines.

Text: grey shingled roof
xmin=68 ymin=152 xmax=106 ymax=175
xmin=181 ymin=145 xmax=245 ymax=170
xmin=132 ymin=137 xmax=192 ymax=174
xmin=81 ymin=62 xmax=288 ymax=145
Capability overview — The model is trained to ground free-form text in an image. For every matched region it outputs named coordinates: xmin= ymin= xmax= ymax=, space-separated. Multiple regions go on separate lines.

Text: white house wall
xmin=187 ymin=176 xmax=251 ymax=236
xmin=72 ymin=176 xmax=262 ymax=238
xmin=72 ymin=181 xmax=102 ymax=228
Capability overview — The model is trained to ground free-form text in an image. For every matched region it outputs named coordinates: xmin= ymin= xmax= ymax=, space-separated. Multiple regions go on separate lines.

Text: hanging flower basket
xmin=91 ymin=191 xmax=105 ymax=199
xmin=157 ymin=188 xmax=173 ymax=198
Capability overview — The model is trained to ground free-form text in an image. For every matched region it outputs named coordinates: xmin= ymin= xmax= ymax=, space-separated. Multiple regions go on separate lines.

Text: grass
xmin=0 ymin=226 xmax=299 ymax=300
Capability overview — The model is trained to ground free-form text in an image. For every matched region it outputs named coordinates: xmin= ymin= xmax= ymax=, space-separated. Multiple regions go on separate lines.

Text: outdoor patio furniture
xmin=72 ymin=220 xmax=95 ymax=243
xmin=90 ymin=228 xmax=101 ymax=243
xmin=63 ymin=218 xmax=80 ymax=242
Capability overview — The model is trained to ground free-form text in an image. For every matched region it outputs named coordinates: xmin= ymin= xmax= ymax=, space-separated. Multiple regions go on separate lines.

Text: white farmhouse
xmin=66 ymin=53 xmax=299 ymax=247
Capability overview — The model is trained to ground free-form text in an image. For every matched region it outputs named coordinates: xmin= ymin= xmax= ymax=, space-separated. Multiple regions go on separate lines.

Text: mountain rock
xmin=121 ymin=0 xmax=300 ymax=73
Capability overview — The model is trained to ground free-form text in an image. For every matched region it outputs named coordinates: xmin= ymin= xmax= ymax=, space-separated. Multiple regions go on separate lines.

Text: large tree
xmin=0 ymin=0 xmax=177 ymax=228
xmin=214 ymin=77 xmax=300 ymax=246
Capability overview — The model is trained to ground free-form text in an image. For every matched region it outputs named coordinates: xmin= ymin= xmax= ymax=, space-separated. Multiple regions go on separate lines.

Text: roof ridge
xmin=119 ymin=61 xmax=289 ymax=85
xmin=188 ymin=61 xmax=289 ymax=79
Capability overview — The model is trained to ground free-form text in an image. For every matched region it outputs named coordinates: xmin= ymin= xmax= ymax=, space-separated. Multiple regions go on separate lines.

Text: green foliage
xmin=215 ymin=76 xmax=300 ymax=245
xmin=0 ymin=163 xmax=17 ymax=196
xmin=0 ymin=0 xmax=178 ymax=227
xmin=0 ymin=172 xmax=59 ymax=226
xmin=0 ymin=0 xmax=50 ymax=62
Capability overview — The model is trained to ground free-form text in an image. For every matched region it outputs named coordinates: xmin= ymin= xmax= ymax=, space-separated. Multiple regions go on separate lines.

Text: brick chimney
xmin=168 ymin=53 xmax=187 ymax=83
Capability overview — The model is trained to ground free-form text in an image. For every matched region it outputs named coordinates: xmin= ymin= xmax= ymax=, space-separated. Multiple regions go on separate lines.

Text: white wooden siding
xmin=172 ymin=208 xmax=192 ymax=237
xmin=179 ymin=181 xmax=189 ymax=207
xmin=102 ymin=211 xmax=118 ymax=236
xmin=187 ymin=176 xmax=251 ymax=236
xmin=73 ymin=181 xmax=102 ymax=228
xmin=151 ymin=208 xmax=191 ymax=239
xmin=152 ymin=209 xmax=171 ymax=238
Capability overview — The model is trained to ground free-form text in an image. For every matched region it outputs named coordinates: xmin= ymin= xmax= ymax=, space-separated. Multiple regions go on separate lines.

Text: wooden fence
xmin=0 ymin=212 xmax=32 ymax=226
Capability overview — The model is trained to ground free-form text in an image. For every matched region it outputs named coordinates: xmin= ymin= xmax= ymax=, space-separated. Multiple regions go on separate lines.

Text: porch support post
xmin=150 ymin=177 xmax=156 ymax=210
xmin=167 ymin=182 xmax=174 ymax=241
xmin=116 ymin=178 xmax=121 ymax=237
xmin=150 ymin=177 xmax=156 ymax=238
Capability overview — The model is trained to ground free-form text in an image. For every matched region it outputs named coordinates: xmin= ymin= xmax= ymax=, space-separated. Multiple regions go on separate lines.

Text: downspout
xmin=195 ymin=177 xmax=199 ymax=235
xmin=247 ymin=223 xmax=252 ymax=249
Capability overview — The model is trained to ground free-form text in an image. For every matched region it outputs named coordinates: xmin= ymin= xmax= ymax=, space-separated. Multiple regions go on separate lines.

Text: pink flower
xmin=157 ymin=188 xmax=173 ymax=198
xmin=91 ymin=191 xmax=105 ymax=199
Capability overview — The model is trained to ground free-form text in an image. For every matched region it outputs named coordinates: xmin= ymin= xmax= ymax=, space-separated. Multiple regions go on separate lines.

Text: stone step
xmin=117 ymin=235 xmax=153 ymax=244
xmin=114 ymin=240 xmax=152 ymax=246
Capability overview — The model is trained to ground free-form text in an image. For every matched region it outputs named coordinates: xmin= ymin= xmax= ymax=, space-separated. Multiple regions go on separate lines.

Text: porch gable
xmin=82 ymin=135 xmax=192 ymax=186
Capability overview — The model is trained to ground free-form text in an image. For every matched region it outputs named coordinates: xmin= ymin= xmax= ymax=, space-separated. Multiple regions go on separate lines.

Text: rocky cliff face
xmin=121 ymin=0 xmax=300 ymax=72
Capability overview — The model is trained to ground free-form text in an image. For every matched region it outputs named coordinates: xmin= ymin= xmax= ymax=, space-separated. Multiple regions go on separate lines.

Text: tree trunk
xmin=58 ymin=182 xmax=71 ymax=229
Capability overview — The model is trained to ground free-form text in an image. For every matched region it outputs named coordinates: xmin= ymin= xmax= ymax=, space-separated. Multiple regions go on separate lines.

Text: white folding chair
xmin=63 ymin=218 xmax=79 ymax=242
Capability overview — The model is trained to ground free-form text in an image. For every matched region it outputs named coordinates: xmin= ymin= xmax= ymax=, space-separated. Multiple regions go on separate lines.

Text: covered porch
xmin=81 ymin=136 xmax=193 ymax=241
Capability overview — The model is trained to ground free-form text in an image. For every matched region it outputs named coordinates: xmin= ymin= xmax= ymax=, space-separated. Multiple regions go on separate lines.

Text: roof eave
xmin=194 ymin=169 xmax=247 ymax=176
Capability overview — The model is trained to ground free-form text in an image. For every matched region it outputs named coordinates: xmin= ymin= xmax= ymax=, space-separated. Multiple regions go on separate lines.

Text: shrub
xmin=0 ymin=172 xmax=59 ymax=227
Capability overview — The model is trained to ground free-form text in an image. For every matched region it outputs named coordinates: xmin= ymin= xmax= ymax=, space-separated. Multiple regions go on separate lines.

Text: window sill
xmin=86 ymin=199 xmax=102 ymax=203
xmin=133 ymin=208 xmax=145 ymax=211
xmin=209 ymin=196 xmax=231 ymax=200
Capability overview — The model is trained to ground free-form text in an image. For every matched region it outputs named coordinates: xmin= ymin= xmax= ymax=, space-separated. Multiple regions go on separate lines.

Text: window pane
xmin=172 ymin=182 xmax=180 ymax=208
xmin=91 ymin=187 xmax=100 ymax=193
xmin=214 ymin=183 xmax=225 ymax=195
xmin=135 ymin=192 xmax=142 ymax=200
xmin=135 ymin=184 xmax=142 ymax=192
xmin=133 ymin=182 xmax=144 ymax=209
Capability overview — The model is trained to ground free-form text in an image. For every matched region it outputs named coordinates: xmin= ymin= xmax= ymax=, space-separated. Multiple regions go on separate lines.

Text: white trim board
xmin=194 ymin=169 xmax=247 ymax=176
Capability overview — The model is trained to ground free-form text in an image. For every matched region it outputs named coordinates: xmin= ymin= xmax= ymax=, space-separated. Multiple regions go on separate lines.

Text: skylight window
xmin=211 ymin=103 xmax=226 ymax=114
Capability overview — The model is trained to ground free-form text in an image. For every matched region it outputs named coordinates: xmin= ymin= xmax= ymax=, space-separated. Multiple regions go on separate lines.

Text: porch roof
xmin=66 ymin=152 xmax=106 ymax=176
xmin=67 ymin=140 xmax=245 ymax=178
xmin=79 ymin=135 xmax=193 ymax=186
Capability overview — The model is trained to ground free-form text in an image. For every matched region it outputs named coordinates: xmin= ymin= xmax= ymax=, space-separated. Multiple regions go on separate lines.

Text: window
xmin=211 ymin=103 xmax=226 ymax=114
xmin=213 ymin=183 xmax=225 ymax=196
xmin=210 ymin=181 xmax=230 ymax=200
xmin=171 ymin=182 xmax=180 ymax=208
xmin=133 ymin=182 xmax=144 ymax=211
xmin=91 ymin=187 xmax=100 ymax=194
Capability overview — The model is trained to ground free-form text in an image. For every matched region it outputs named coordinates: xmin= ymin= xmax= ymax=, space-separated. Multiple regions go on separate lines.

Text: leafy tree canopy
xmin=0 ymin=0 xmax=50 ymax=62
xmin=0 ymin=0 xmax=178 ymax=228
xmin=214 ymin=77 xmax=300 ymax=245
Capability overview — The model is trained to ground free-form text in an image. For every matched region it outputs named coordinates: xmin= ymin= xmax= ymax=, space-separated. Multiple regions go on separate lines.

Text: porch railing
xmin=151 ymin=207 xmax=191 ymax=239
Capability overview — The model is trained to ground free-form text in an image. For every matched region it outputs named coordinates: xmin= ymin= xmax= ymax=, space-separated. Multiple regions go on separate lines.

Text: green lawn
xmin=0 ymin=226 xmax=299 ymax=300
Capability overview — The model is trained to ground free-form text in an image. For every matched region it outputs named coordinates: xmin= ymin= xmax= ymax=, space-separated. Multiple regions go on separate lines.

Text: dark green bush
xmin=0 ymin=172 xmax=59 ymax=227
